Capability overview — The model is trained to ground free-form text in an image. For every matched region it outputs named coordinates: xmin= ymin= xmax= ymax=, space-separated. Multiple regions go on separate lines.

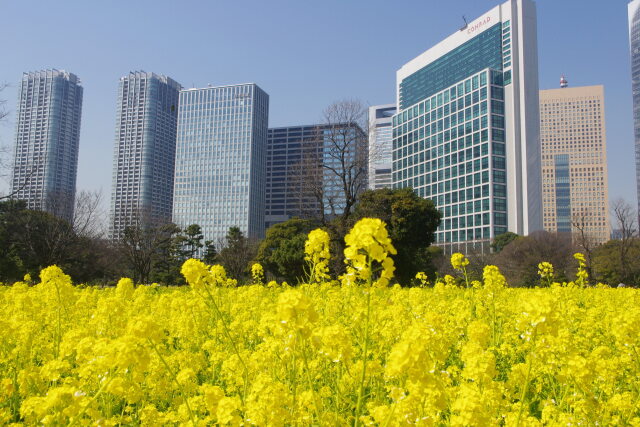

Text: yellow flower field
xmin=0 ymin=219 xmax=639 ymax=425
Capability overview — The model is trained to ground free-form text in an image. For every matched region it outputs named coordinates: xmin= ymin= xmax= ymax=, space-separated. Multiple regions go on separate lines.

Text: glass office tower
xmin=629 ymin=0 xmax=640 ymax=218
xmin=109 ymin=71 xmax=181 ymax=240
xmin=368 ymin=104 xmax=397 ymax=189
xmin=11 ymin=70 xmax=83 ymax=221
xmin=266 ymin=125 xmax=324 ymax=228
xmin=392 ymin=0 xmax=541 ymax=251
xmin=173 ymin=83 xmax=269 ymax=245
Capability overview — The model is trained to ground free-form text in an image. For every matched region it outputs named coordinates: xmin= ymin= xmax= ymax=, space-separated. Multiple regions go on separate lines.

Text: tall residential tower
xmin=540 ymin=83 xmax=609 ymax=244
xmin=392 ymin=0 xmax=541 ymax=250
xmin=11 ymin=70 xmax=83 ymax=221
xmin=173 ymin=83 xmax=269 ymax=245
xmin=109 ymin=71 xmax=181 ymax=240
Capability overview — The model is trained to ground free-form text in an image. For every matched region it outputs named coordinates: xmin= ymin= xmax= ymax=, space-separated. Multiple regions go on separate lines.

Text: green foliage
xmin=0 ymin=200 xmax=28 ymax=281
xmin=592 ymin=238 xmax=640 ymax=286
xmin=491 ymin=231 xmax=520 ymax=253
xmin=177 ymin=224 xmax=204 ymax=260
xmin=256 ymin=218 xmax=320 ymax=284
xmin=202 ymin=240 xmax=217 ymax=264
xmin=218 ymin=227 xmax=257 ymax=282
xmin=149 ymin=223 xmax=183 ymax=285
xmin=350 ymin=188 xmax=442 ymax=285
xmin=0 ymin=200 xmax=77 ymax=281
xmin=0 ymin=200 xmax=122 ymax=284
xmin=493 ymin=231 xmax=575 ymax=287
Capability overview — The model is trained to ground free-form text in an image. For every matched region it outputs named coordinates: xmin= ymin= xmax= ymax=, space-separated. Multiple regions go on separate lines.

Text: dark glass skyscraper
xmin=266 ymin=123 xmax=367 ymax=229
xmin=11 ymin=70 xmax=83 ymax=221
xmin=109 ymin=71 xmax=181 ymax=240
xmin=266 ymin=125 xmax=324 ymax=228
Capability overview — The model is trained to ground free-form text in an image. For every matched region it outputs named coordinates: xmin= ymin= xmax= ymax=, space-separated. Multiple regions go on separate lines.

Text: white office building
xmin=392 ymin=0 xmax=542 ymax=250
xmin=368 ymin=104 xmax=397 ymax=189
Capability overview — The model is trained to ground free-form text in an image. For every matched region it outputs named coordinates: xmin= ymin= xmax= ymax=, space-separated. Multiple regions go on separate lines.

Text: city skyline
xmin=0 ymin=0 xmax=635 ymax=223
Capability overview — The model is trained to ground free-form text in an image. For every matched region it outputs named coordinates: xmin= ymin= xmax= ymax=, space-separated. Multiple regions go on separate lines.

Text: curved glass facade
xmin=11 ymin=70 xmax=83 ymax=221
xmin=109 ymin=72 xmax=181 ymax=240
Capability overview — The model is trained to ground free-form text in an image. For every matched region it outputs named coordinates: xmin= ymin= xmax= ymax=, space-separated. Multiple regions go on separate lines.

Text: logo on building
xmin=467 ymin=16 xmax=491 ymax=34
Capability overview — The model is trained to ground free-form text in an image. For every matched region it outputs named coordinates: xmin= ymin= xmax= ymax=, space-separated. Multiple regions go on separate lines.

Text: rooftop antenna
xmin=460 ymin=15 xmax=468 ymax=31
xmin=560 ymin=75 xmax=568 ymax=88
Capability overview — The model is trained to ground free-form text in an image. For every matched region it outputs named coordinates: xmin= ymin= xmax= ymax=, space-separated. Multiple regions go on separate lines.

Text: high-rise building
xmin=11 ymin=70 xmax=83 ymax=221
xmin=266 ymin=125 xmax=324 ymax=228
xmin=629 ymin=0 xmax=640 ymax=218
xmin=109 ymin=71 xmax=181 ymax=240
xmin=173 ymin=83 xmax=269 ymax=245
xmin=392 ymin=0 xmax=542 ymax=250
xmin=265 ymin=123 xmax=367 ymax=229
xmin=540 ymin=83 xmax=609 ymax=244
xmin=368 ymin=104 xmax=397 ymax=189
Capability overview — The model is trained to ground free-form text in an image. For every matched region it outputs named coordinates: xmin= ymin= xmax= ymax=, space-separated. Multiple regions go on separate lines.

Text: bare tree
xmin=612 ymin=199 xmax=638 ymax=282
xmin=288 ymin=130 xmax=327 ymax=222
xmin=119 ymin=218 xmax=179 ymax=284
xmin=315 ymin=100 xmax=370 ymax=227
xmin=72 ymin=190 xmax=105 ymax=238
xmin=0 ymin=83 xmax=8 ymax=123
xmin=494 ymin=230 xmax=575 ymax=287
xmin=572 ymin=208 xmax=599 ymax=282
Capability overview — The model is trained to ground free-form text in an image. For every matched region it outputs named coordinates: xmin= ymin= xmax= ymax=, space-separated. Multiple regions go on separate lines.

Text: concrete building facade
xmin=540 ymin=83 xmax=609 ymax=244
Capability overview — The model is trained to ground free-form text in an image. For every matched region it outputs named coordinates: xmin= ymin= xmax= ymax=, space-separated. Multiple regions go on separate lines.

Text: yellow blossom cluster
xmin=0 ymin=222 xmax=638 ymax=425
xmin=538 ymin=261 xmax=554 ymax=280
xmin=251 ymin=263 xmax=264 ymax=286
xmin=304 ymin=228 xmax=331 ymax=283
xmin=343 ymin=218 xmax=396 ymax=287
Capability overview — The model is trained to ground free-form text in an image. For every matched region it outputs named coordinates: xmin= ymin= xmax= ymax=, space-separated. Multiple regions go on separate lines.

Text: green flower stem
xmin=354 ymin=276 xmax=372 ymax=427
xmin=149 ymin=338 xmax=196 ymax=425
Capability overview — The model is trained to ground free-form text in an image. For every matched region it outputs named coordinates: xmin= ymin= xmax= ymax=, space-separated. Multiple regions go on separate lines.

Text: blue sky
xmin=0 ymin=0 xmax=636 ymax=212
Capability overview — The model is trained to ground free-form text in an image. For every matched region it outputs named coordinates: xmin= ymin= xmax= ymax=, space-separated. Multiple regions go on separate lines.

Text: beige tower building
xmin=539 ymin=81 xmax=609 ymax=244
